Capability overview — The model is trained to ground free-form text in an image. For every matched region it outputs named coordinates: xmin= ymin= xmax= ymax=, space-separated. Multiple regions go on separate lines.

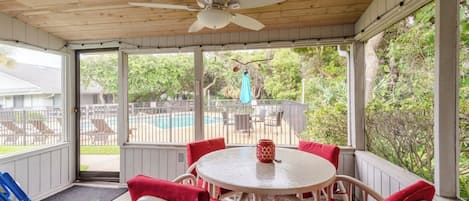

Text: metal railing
xmin=0 ymin=108 xmax=63 ymax=146
xmin=0 ymin=100 xmax=308 ymax=146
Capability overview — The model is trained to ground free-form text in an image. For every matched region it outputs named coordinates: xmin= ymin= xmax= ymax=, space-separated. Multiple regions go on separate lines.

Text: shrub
xmin=302 ymin=103 xmax=347 ymax=146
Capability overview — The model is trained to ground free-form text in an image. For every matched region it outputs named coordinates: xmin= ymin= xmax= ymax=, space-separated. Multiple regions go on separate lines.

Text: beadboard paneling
xmin=0 ymin=143 xmax=72 ymax=200
xmin=0 ymin=13 xmax=65 ymax=51
xmin=355 ymin=151 xmax=424 ymax=198
xmin=120 ymin=145 xmax=355 ymax=183
xmin=121 ymin=145 xmax=187 ymax=183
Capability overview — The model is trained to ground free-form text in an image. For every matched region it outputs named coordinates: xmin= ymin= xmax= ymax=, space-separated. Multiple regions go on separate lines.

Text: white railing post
xmin=434 ymin=0 xmax=460 ymax=200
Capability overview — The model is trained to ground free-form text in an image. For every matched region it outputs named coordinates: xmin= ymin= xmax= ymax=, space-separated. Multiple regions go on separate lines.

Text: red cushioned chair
xmin=330 ymin=175 xmax=435 ymax=201
xmin=186 ymin=138 xmax=237 ymax=199
xmin=186 ymin=138 xmax=226 ymax=176
xmin=127 ymin=174 xmax=216 ymax=201
xmin=298 ymin=140 xmax=340 ymax=169
xmin=298 ymin=140 xmax=342 ymax=199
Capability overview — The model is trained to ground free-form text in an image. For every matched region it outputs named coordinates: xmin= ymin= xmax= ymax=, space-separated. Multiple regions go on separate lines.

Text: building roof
xmin=0 ymin=63 xmax=61 ymax=96
xmin=0 ymin=71 xmax=40 ymax=96
xmin=0 ymin=63 xmax=106 ymax=96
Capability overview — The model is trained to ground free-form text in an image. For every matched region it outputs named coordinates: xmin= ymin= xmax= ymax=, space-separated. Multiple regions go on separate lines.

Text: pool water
xmin=134 ymin=114 xmax=221 ymax=129
xmin=81 ymin=114 xmax=221 ymax=130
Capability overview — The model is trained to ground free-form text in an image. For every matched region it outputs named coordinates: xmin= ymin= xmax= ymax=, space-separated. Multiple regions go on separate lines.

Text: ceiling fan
xmin=128 ymin=0 xmax=285 ymax=33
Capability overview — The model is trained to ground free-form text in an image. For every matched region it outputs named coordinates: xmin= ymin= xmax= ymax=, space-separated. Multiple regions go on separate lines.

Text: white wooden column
xmin=350 ymin=42 xmax=366 ymax=150
xmin=118 ymin=50 xmax=129 ymax=146
xmin=194 ymin=48 xmax=204 ymax=141
xmin=434 ymin=0 xmax=460 ymax=200
xmin=118 ymin=50 xmax=129 ymax=183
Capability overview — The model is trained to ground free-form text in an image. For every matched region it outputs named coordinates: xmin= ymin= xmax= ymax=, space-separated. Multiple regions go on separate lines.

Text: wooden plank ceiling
xmin=0 ymin=0 xmax=372 ymax=41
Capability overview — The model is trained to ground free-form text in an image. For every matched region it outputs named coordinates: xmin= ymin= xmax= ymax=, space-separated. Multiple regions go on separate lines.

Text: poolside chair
xmin=0 ymin=120 xmax=25 ymax=144
xmin=222 ymin=111 xmax=234 ymax=136
xmin=89 ymin=119 xmax=136 ymax=145
xmin=234 ymin=114 xmax=252 ymax=134
xmin=89 ymin=119 xmax=115 ymax=145
xmin=264 ymin=111 xmax=283 ymax=134
xmin=127 ymin=174 xmax=213 ymax=201
xmin=29 ymin=120 xmax=57 ymax=144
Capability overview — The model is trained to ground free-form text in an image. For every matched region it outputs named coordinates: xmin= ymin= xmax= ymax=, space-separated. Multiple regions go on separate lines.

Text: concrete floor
xmin=80 ymin=155 xmax=120 ymax=172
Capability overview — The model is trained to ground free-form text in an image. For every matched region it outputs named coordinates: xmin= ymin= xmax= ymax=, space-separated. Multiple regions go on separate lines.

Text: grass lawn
xmin=80 ymin=165 xmax=89 ymax=171
xmin=0 ymin=146 xmax=39 ymax=155
xmin=0 ymin=145 xmax=120 ymax=155
xmin=80 ymin=146 xmax=120 ymax=155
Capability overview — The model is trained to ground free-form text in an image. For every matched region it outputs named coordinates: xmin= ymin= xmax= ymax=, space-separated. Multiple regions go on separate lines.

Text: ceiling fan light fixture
xmin=197 ymin=9 xmax=233 ymax=29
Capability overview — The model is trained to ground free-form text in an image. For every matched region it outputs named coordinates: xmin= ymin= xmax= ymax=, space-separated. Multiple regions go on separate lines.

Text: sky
xmin=0 ymin=43 xmax=62 ymax=68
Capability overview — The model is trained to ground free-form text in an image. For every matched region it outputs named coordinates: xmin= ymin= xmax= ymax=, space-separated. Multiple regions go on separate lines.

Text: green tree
xmin=128 ymin=54 xmax=193 ymax=102
xmin=264 ymin=49 xmax=302 ymax=100
xmin=80 ymin=54 xmax=118 ymax=103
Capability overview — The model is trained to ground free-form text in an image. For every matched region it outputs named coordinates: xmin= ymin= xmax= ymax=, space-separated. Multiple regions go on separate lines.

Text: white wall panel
xmin=50 ymin=150 xmax=61 ymax=188
xmin=121 ymin=146 xmax=355 ymax=183
xmin=355 ymin=151 xmax=424 ymax=198
xmin=28 ymin=156 xmax=40 ymax=196
xmin=0 ymin=13 xmax=65 ymax=51
xmin=0 ymin=144 xmax=71 ymax=200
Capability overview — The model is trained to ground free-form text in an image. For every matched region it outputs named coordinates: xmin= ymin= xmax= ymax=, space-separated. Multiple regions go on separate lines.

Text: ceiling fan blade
xmin=188 ymin=20 xmax=205 ymax=32
xmin=128 ymin=2 xmax=200 ymax=11
xmin=237 ymin=0 xmax=285 ymax=9
xmin=231 ymin=13 xmax=265 ymax=31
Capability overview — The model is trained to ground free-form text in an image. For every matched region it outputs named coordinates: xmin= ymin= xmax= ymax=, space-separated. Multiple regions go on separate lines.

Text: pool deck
xmin=78 ymin=111 xmax=301 ymax=146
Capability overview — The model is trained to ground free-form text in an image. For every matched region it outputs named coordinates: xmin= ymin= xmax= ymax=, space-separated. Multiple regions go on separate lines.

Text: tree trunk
xmin=98 ymin=92 xmax=105 ymax=104
xmin=364 ymin=32 xmax=384 ymax=105
xmin=203 ymin=77 xmax=217 ymax=96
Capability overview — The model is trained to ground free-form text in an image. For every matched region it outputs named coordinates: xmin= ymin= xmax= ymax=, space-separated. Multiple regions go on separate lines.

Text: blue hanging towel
xmin=0 ymin=172 xmax=30 ymax=201
xmin=240 ymin=72 xmax=253 ymax=104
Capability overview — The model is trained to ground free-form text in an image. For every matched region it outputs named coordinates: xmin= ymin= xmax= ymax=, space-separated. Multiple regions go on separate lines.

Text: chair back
xmin=222 ymin=112 xmax=230 ymax=125
xmin=30 ymin=120 xmax=54 ymax=134
xmin=0 ymin=121 xmax=24 ymax=134
xmin=186 ymin=138 xmax=226 ymax=175
xmin=234 ymin=114 xmax=252 ymax=131
xmin=91 ymin=119 xmax=114 ymax=133
xmin=127 ymin=175 xmax=210 ymax=201
xmin=298 ymin=140 xmax=340 ymax=169
xmin=275 ymin=111 xmax=283 ymax=126
xmin=0 ymin=172 xmax=31 ymax=201
xmin=384 ymin=180 xmax=435 ymax=201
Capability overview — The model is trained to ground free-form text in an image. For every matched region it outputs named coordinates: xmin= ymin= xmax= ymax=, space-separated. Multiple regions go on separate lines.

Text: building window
xmin=0 ymin=43 xmax=64 ymax=156
xmin=13 ymin=95 xmax=23 ymax=108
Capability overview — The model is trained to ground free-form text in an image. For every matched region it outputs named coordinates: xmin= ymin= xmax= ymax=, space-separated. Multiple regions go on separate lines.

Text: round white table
xmin=196 ymin=147 xmax=336 ymax=199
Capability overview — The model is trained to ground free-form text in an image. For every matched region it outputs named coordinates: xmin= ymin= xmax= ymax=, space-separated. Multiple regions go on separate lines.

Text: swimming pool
xmin=81 ymin=114 xmax=221 ymax=130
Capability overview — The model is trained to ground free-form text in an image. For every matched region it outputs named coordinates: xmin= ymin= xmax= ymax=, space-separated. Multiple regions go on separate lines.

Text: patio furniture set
xmin=127 ymin=138 xmax=436 ymax=201
xmin=222 ymin=110 xmax=284 ymax=135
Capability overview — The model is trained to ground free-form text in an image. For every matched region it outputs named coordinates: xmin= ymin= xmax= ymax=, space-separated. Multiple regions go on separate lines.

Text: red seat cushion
xmin=187 ymin=138 xmax=229 ymax=196
xmin=127 ymin=175 xmax=210 ymax=201
xmin=384 ymin=180 xmax=435 ymax=201
xmin=298 ymin=140 xmax=340 ymax=169
xmin=298 ymin=141 xmax=340 ymax=198
xmin=186 ymin=138 xmax=226 ymax=175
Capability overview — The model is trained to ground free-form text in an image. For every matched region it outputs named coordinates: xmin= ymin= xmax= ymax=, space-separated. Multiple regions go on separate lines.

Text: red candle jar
xmin=256 ymin=139 xmax=275 ymax=163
